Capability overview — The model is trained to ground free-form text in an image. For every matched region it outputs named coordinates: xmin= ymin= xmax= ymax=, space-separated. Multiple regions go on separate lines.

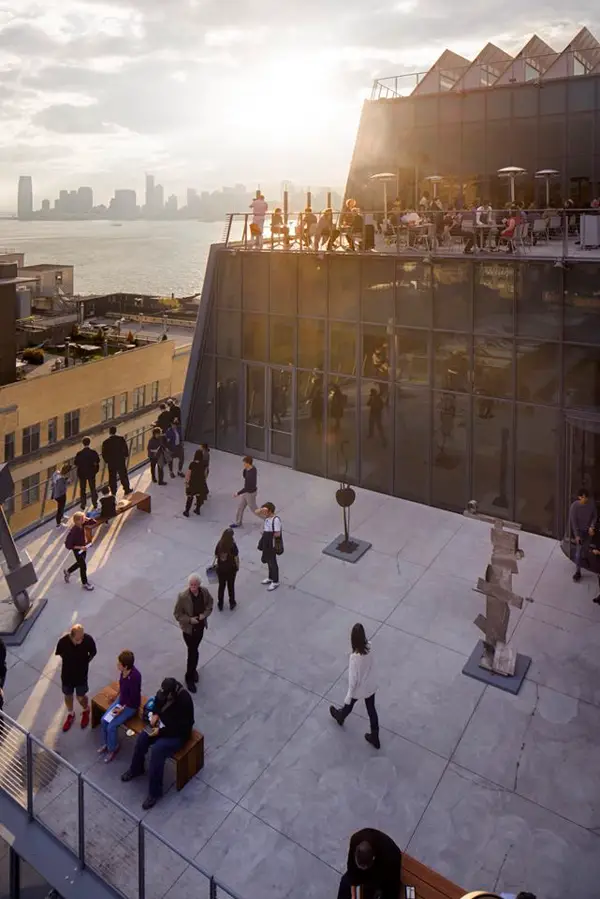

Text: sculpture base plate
xmin=322 ymin=535 xmax=372 ymax=564
xmin=462 ymin=640 xmax=531 ymax=695
xmin=0 ymin=596 xmax=48 ymax=646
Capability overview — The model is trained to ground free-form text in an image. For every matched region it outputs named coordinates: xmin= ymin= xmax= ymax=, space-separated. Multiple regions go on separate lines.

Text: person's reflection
xmin=226 ymin=378 xmax=239 ymax=428
xmin=329 ymin=384 xmax=347 ymax=435
xmin=216 ymin=381 xmax=227 ymax=433
xmin=271 ymin=383 xmax=282 ymax=427
xmin=308 ymin=374 xmax=324 ymax=435
xmin=372 ymin=343 xmax=390 ymax=404
xmin=437 ymin=392 xmax=456 ymax=464
xmin=367 ymin=388 xmax=387 ymax=447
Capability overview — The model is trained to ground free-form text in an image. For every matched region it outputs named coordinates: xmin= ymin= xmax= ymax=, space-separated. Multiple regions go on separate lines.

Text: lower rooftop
xmin=2 ymin=448 xmax=600 ymax=899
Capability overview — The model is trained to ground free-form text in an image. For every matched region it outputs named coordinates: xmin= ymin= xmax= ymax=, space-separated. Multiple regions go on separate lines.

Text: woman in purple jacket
xmin=98 ymin=650 xmax=142 ymax=763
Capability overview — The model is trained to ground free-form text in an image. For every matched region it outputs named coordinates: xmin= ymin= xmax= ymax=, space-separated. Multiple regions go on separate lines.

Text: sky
xmin=0 ymin=0 xmax=599 ymax=208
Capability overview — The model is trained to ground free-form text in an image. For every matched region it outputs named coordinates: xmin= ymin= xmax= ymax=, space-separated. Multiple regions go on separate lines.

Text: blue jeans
xmin=101 ymin=701 xmax=136 ymax=752
xmin=130 ymin=730 xmax=184 ymax=798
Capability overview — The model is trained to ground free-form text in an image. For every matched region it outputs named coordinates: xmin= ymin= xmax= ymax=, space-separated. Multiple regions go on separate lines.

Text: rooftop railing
xmin=222 ymin=208 xmax=600 ymax=261
xmin=0 ymin=710 xmax=245 ymax=899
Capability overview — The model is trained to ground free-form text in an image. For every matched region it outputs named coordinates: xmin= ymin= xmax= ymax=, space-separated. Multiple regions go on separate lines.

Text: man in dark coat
xmin=101 ymin=426 xmax=132 ymax=496
xmin=337 ymin=829 xmax=402 ymax=899
xmin=74 ymin=437 xmax=100 ymax=509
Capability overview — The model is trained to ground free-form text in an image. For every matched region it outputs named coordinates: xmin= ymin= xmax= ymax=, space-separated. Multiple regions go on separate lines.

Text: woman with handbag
xmin=214 ymin=528 xmax=239 ymax=610
xmin=183 ymin=449 xmax=208 ymax=517
xmin=258 ymin=501 xmax=283 ymax=592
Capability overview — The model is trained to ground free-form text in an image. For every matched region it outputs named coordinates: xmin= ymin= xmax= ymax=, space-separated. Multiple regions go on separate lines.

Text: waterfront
xmin=0 ymin=219 xmax=224 ymax=295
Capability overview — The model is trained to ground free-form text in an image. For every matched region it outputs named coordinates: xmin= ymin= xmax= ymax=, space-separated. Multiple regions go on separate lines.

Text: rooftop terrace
xmin=2 ymin=449 xmax=600 ymax=899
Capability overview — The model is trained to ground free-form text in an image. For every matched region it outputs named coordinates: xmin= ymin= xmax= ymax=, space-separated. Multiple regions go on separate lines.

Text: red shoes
xmin=62 ymin=713 xmax=75 ymax=732
xmin=80 ymin=709 xmax=90 ymax=729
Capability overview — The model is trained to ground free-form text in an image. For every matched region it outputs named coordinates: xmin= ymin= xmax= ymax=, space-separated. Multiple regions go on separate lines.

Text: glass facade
xmin=187 ymin=250 xmax=600 ymax=537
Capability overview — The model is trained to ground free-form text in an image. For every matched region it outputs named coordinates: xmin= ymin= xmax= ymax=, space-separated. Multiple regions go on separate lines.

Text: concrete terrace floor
xmin=3 ymin=449 xmax=600 ymax=899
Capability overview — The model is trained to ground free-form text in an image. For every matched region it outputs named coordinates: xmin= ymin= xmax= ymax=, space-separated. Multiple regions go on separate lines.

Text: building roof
xmin=19 ymin=263 xmax=73 ymax=272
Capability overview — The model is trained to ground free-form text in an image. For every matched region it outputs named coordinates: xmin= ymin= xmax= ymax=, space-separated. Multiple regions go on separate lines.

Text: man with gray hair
xmin=55 ymin=623 xmax=97 ymax=732
xmin=173 ymin=574 xmax=214 ymax=693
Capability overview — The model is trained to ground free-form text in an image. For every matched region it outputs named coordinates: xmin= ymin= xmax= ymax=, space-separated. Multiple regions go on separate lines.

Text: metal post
xmin=26 ymin=733 xmax=33 ymax=819
xmin=77 ymin=774 xmax=85 ymax=868
xmin=209 ymin=876 xmax=217 ymax=899
xmin=562 ymin=210 xmax=569 ymax=259
xmin=9 ymin=847 xmax=20 ymax=899
xmin=326 ymin=191 xmax=332 ymax=209
xmin=224 ymin=214 xmax=233 ymax=246
xmin=138 ymin=823 xmax=146 ymax=899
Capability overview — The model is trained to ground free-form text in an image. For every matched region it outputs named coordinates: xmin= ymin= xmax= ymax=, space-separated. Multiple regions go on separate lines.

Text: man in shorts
xmin=55 ymin=623 xmax=97 ymax=732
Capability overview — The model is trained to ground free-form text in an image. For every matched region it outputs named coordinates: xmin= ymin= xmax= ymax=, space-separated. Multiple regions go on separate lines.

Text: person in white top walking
xmin=330 ymin=623 xmax=380 ymax=749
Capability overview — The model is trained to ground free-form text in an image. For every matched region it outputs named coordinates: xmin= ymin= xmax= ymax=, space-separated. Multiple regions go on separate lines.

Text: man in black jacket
xmin=167 ymin=398 xmax=182 ymax=424
xmin=121 ymin=678 xmax=194 ymax=809
xmin=0 ymin=636 xmax=6 ymax=711
xmin=231 ymin=456 xmax=259 ymax=528
xmin=101 ymin=426 xmax=132 ymax=496
xmin=338 ymin=829 xmax=402 ymax=899
xmin=156 ymin=403 xmax=172 ymax=433
xmin=74 ymin=437 xmax=100 ymax=509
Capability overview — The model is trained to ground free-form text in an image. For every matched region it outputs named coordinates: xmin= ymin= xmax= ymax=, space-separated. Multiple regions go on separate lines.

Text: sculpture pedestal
xmin=462 ymin=640 xmax=531 ymax=695
xmin=322 ymin=535 xmax=372 ymax=564
xmin=0 ymin=577 xmax=47 ymax=646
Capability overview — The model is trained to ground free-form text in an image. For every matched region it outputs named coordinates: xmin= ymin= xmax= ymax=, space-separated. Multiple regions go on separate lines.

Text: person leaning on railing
xmin=0 ymin=635 xmax=6 ymax=711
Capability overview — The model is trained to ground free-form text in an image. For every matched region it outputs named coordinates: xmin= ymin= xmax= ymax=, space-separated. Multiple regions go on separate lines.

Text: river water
xmin=0 ymin=220 xmax=225 ymax=296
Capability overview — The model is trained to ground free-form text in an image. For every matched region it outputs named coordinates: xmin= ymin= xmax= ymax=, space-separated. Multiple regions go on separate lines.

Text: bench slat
xmin=403 ymin=854 xmax=464 ymax=899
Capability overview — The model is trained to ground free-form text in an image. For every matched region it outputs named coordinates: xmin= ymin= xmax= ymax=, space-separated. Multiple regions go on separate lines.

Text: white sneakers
xmin=261 ymin=578 xmax=272 ymax=585
xmin=82 ymin=583 xmax=95 ymax=591
xmin=267 ymin=582 xmax=280 ymax=592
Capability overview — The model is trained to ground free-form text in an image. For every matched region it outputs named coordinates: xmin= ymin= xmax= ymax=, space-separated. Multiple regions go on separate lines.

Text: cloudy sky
xmin=0 ymin=0 xmax=598 ymax=208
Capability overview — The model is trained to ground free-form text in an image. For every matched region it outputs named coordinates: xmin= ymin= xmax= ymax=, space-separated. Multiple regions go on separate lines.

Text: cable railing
xmin=0 ymin=710 xmax=245 ymax=899
xmin=221 ymin=208 xmax=600 ymax=261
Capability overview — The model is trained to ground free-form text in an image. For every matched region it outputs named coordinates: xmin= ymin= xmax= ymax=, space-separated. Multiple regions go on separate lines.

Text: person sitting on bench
xmin=88 ymin=486 xmax=117 ymax=521
xmin=97 ymin=650 xmax=142 ymax=763
xmin=121 ymin=677 xmax=194 ymax=810
xmin=337 ymin=828 xmax=402 ymax=899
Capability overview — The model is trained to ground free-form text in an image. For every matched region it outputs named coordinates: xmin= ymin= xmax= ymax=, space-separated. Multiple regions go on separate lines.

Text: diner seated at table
xmin=345 ymin=207 xmax=364 ymax=251
xmin=314 ymin=209 xmax=336 ymax=251
xmin=499 ymin=211 xmax=518 ymax=253
xmin=270 ymin=208 xmax=289 ymax=246
xmin=301 ymin=207 xmax=318 ymax=247
xmin=473 ymin=201 xmax=494 ymax=249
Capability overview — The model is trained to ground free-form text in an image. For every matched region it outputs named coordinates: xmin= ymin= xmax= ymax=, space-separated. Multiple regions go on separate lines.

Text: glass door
xmin=268 ymin=367 xmax=294 ymax=466
xmin=564 ymin=413 xmax=600 ymax=537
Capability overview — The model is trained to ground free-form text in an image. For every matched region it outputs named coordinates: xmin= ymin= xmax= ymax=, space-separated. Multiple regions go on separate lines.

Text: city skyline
xmin=2 ymin=1 xmax=600 ymax=208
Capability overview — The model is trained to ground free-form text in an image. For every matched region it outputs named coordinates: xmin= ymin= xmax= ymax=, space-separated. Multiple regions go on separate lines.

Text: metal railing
xmin=0 ymin=710 xmax=245 ymax=899
xmin=221 ymin=208 xmax=600 ymax=261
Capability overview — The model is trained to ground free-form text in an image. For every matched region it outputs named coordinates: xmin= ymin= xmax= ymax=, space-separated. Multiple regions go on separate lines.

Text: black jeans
xmin=182 ymin=628 xmax=204 ymax=683
xmin=263 ymin=549 xmax=279 ymax=583
xmin=217 ymin=570 xmax=236 ymax=608
xmin=55 ymin=495 xmax=66 ymax=525
xmin=184 ymin=494 xmax=202 ymax=514
xmin=150 ymin=460 xmax=165 ymax=484
xmin=339 ymin=693 xmax=379 ymax=734
xmin=79 ymin=475 xmax=97 ymax=508
xmin=67 ymin=550 xmax=88 ymax=585
xmin=108 ymin=462 xmax=131 ymax=495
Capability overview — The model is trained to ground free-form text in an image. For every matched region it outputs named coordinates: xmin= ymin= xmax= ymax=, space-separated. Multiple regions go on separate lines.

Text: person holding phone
xmin=173 ymin=574 xmax=214 ymax=692
xmin=63 ymin=511 xmax=94 ymax=591
xmin=98 ymin=650 xmax=142 ymax=763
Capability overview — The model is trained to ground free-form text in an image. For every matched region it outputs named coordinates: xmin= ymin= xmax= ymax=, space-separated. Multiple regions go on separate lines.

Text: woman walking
xmin=214 ymin=528 xmax=239 ymax=611
xmin=330 ymin=623 xmax=380 ymax=749
xmin=183 ymin=449 xmax=208 ymax=517
xmin=258 ymin=501 xmax=282 ymax=592
xmin=51 ymin=463 xmax=70 ymax=527
xmin=63 ymin=511 xmax=94 ymax=591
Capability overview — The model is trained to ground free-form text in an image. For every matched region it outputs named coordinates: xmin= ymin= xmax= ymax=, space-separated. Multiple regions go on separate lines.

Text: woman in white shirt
xmin=330 ymin=623 xmax=380 ymax=749
xmin=258 ymin=501 xmax=282 ymax=592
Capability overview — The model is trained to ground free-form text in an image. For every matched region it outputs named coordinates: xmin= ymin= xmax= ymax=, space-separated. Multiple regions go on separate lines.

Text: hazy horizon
xmin=2 ymin=1 xmax=600 ymax=207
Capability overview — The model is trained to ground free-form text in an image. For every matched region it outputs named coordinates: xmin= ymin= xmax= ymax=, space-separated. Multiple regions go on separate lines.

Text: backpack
xmin=64 ymin=527 xmax=77 ymax=551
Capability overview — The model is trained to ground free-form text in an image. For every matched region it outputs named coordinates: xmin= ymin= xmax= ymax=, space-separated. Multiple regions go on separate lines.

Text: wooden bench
xmin=88 ymin=490 xmax=151 ymax=530
xmin=402 ymin=853 xmax=464 ymax=899
xmin=91 ymin=682 xmax=204 ymax=791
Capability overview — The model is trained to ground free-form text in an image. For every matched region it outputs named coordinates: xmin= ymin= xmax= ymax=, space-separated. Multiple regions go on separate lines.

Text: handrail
xmin=0 ymin=709 xmax=245 ymax=899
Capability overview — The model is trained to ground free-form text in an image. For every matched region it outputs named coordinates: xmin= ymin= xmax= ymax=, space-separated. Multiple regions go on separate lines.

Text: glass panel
xmin=327 ymin=376 xmax=357 ymax=483
xmin=394 ymin=386 xmax=430 ymax=503
xmin=564 ymin=264 xmax=600 ymax=344
xmin=242 ymin=253 xmax=269 ymax=311
xmin=462 ymin=91 xmax=486 ymax=122
xmin=395 ymin=328 xmax=430 ymax=385
xmin=396 ymin=261 xmax=432 ymax=328
xmin=472 ymin=399 xmax=514 ymax=520
xmin=432 ymin=391 xmax=470 ymax=510
xmin=487 ymin=89 xmax=511 ymax=119
xmin=269 ymin=316 xmax=295 ymax=365
xmin=270 ymin=253 xmax=297 ymax=314
xmin=515 ymin=405 xmax=559 ymax=536
xmin=245 ymin=364 xmax=265 ymax=452
xmin=567 ymin=113 xmax=593 ymax=158
xmin=298 ymin=318 xmax=325 ymax=370
xmin=330 ymin=322 xmax=357 ymax=375
xmin=242 ymin=313 xmax=267 ymax=361
xmin=360 ymin=380 xmax=393 ymax=493
xmin=516 ymin=341 xmax=560 ymax=404
xmin=204 ymin=302 xmax=216 ymax=353
xmin=362 ymin=324 xmax=391 ymax=380
xmin=217 ymin=252 xmax=241 ymax=309
xmin=296 ymin=370 xmax=325 ymax=476
xmin=540 ymin=82 xmax=567 ymax=115
xmin=362 ymin=257 xmax=395 ymax=324
xmin=188 ymin=355 xmax=215 ymax=445
xmin=538 ymin=115 xmax=566 ymax=155
xmin=564 ymin=345 xmax=600 ymax=409
xmin=217 ymin=309 xmax=241 ymax=357
xmin=298 ymin=255 xmax=327 ymax=315
xmin=568 ymin=78 xmax=596 ymax=112
xmin=513 ymin=86 xmax=539 ymax=117
xmin=516 ymin=263 xmax=562 ymax=339
xmin=433 ymin=333 xmax=471 ymax=392
xmin=473 ymin=338 xmax=514 ymax=399
xmin=329 ymin=255 xmax=360 ymax=320
xmin=270 ymin=368 xmax=292 ymax=434
xmin=216 ymin=358 xmax=241 ymax=452
xmin=433 ymin=262 xmax=471 ymax=331
xmin=474 ymin=263 xmax=515 ymax=335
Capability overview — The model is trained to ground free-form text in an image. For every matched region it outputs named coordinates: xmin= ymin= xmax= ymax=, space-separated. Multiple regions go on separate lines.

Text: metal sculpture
xmin=0 ymin=464 xmax=37 ymax=616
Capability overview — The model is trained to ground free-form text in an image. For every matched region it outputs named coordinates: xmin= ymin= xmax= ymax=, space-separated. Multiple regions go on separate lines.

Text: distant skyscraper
xmin=77 ymin=186 xmax=93 ymax=214
xmin=17 ymin=176 xmax=33 ymax=219
xmin=165 ymin=194 xmax=178 ymax=213
xmin=41 ymin=199 xmax=50 ymax=213
xmin=154 ymin=184 xmax=164 ymax=211
xmin=111 ymin=189 xmax=137 ymax=219
xmin=145 ymin=174 xmax=155 ymax=213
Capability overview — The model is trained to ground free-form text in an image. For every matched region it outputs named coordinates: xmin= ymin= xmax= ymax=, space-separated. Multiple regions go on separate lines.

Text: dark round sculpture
xmin=336 ymin=486 xmax=356 ymax=508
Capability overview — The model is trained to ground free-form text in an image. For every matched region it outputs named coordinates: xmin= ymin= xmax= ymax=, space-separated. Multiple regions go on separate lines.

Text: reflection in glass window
xmin=395 ymin=329 xmax=430 ymax=384
xmin=516 ymin=341 xmax=559 ymax=404
xmin=515 ymin=405 xmax=559 ymax=535
xmin=472 ymin=399 xmax=514 ymax=520
xmin=269 ymin=317 xmax=295 ymax=366
xmin=326 ymin=376 xmax=357 ymax=482
xmin=396 ymin=261 xmax=432 ymax=328
xmin=394 ymin=387 xmax=430 ymax=503
xmin=189 ymin=356 xmax=215 ymax=446
xmin=296 ymin=370 xmax=325 ymax=476
xmin=217 ymin=253 xmax=242 ymax=309
xmin=298 ymin=255 xmax=327 ymax=316
xmin=242 ymin=254 xmax=269 ymax=311
xmin=216 ymin=358 xmax=241 ymax=453
xmin=245 ymin=364 xmax=265 ymax=452
xmin=433 ymin=262 xmax=471 ymax=330
xmin=360 ymin=380 xmax=392 ymax=494
xmin=329 ymin=255 xmax=360 ymax=321
xmin=361 ymin=258 xmax=395 ymax=324
xmin=564 ymin=345 xmax=600 ymax=409
xmin=473 ymin=338 xmax=514 ymax=399
xmin=362 ymin=324 xmax=391 ymax=380
xmin=298 ymin=319 xmax=325 ymax=370
xmin=433 ymin=333 xmax=471 ymax=392
xmin=564 ymin=264 xmax=600 ymax=345
xmin=242 ymin=314 xmax=267 ymax=361
xmin=516 ymin=264 xmax=561 ymax=339
xmin=432 ymin=392 xmax=470 ymax=511
xmin=330 ymin=322 xmax=357 ymax=375
xmin=474 ymin=263 xmax=515 ymax=335
xmin=217 ymin=310 xmax=241 ymax=358
xmin=270 ymin=254 xmax=297 ymax=314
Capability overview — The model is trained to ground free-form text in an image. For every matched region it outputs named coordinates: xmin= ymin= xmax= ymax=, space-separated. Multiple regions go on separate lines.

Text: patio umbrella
xmin=369 ymin=172 xmax=396 ymax=222
xmin=497 ymin=166 xmax=526 ymax=204
xmin=535 ymin=169 xmax=560 ymax=207
xmin=425 ymin=174 xmax=443 ymax=199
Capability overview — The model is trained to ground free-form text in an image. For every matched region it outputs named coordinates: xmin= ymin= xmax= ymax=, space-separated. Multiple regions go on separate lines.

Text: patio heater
xmin=497 ymin=166 xmax=526 ymax=204
xmin=369 ymin=172 xmax=396 ymax=223
xmin=535 ymin=169 xmax=560 ymax=207
xmin=425 ymin=174 xmax=443 ymax=199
